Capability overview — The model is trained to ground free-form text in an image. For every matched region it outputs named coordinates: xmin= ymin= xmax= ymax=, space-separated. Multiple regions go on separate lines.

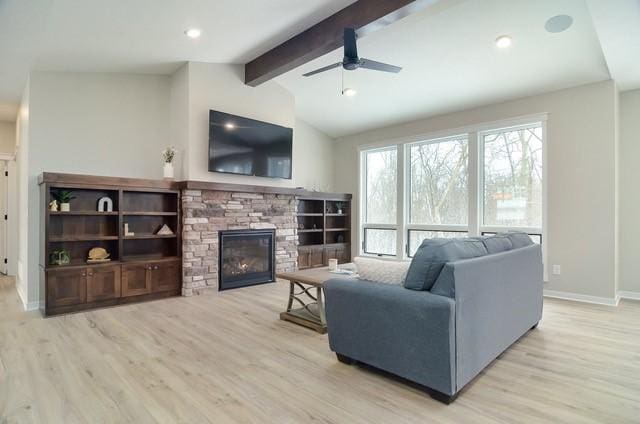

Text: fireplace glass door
xmin=219 ymin=230 xmax=275 ymax=290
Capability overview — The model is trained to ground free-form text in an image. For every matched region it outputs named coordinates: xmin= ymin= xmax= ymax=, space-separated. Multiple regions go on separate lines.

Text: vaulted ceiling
xmin=0 ymin=0 xmax=638 ymax=137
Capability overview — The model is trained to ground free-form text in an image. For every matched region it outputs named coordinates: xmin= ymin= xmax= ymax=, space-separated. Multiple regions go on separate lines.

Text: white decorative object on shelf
xmin=97 ymin=197 xmax=113 ymax=212
xmin=156 ymin=224 xmax=174 ymax=235
xmin=162 ymin=146 xmax=177 ymax=179
xmin=124 ymin=223 xmax=135 ymax=236
xmin=49 ymin=200 xmax=58 ymax=212
xmin=60 ymin=203 xmax=70 ymax=212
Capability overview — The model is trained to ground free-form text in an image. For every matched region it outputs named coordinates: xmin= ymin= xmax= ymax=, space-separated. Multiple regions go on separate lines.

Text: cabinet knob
xmin=153 ymin=265 xmax=159 ymax=270
xmin=81 ymin=272 xmax=86 ymax=277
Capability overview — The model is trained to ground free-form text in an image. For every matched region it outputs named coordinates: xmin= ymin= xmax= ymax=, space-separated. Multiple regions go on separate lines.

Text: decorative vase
xmin=60 ymin=203 xmax=70 ymax=212
xmin=163 ymin=162 xmax=174 ymax=179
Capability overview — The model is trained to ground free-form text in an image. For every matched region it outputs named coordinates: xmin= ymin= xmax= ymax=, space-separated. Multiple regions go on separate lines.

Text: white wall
xmin=16 ymin=66 xmax=336 ymax=309
xmin=16 ymin=83 xmax=30 ymax=306
xmin=334 ymin=80 xmax=618 ymax=301
xmin=292 ymin=118 xmax=334 ymax=191
xmin=0 ymin=122 xmax=15 ymax=154
xmin=20 ymin=72 xmax=171 ymax=306
xmin=183 ymin=62 xmax=297 ymax=186
xmin=619 ymin=89 xmax=640 ymax=295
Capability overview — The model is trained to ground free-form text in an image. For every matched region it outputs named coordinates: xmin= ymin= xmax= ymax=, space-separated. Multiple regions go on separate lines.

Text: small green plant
xmin=52 ymin=190 xmax=76 ymax=204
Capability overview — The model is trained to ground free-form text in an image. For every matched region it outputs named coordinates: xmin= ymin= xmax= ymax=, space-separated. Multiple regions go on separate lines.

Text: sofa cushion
xmin=354 ymin=257 xmax=410 ymax=285
xmin=404 ymin=238 xmax=488 ymax=291
xmin=481 ymin=234 xmax=513 ymax=254
xmin=505 ymin=232 xmax=534 ymax=248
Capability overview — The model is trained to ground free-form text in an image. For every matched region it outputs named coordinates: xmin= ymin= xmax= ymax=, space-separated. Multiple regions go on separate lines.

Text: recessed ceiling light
xmin=545 ymin=15 xmax=573 ymax=33
xmin=184 ymin=28 xmax=202 ymax=39
xmin=224 ymin=122 xmax=236 ymax=130
xmin=495 ymin=35 xmax=512 ymax=49
xmin=342 ymin=88 xmax=357 ymax=97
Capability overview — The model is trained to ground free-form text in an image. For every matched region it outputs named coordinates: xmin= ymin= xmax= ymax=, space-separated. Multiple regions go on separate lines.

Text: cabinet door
xmin=47 ymin=268 xmax=87 ymax=308
xmin=149 ymin=260 xmax=181 ymax=293
xmin=298 ymin=249 xmax=312 ymax=269
xmin=338 ymin=245 xmax=351 ymax=264
xmin=325 ymin=247 xmax=338 ymax=265
xmin=310 ymin=248 xmax=325 ymax=268
xmin=121 ymin=263 xmax=151 ymax=297
xmin=87 ymin=265 xmax=121 ymax=302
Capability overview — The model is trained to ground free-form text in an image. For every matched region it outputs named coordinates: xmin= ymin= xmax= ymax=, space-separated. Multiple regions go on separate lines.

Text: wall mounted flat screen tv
xmin=208 ymin=110 xmax=293 ymax=179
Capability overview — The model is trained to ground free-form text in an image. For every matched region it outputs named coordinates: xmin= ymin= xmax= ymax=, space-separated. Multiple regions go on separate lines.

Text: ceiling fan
xmin=303 ymin=28 xmax=402 ymax=77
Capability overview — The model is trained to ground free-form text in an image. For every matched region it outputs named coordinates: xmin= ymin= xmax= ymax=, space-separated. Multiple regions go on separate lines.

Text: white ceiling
xmin=0 ymin=0 xmax=638 ymax=136
xmin=276 ymin=0 xmax=620 ymax=137
xmin=0 ymin=0 xmax=356 ymax=120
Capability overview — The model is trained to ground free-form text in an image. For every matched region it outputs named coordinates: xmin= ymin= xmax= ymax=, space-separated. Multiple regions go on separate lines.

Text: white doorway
xmin=0 ymin=160 xmax=7 ymax=275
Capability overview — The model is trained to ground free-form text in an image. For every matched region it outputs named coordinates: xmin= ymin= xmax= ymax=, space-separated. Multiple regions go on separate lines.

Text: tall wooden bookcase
xmin=296 ymin=194 xmax=352 ymax=269
xmin=39 ymin=173 xmax=182 ymax=316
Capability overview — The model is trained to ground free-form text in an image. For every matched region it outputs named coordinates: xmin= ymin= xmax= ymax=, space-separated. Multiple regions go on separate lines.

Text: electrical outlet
xmin=552 ymin=265 xmax=561 ymax=276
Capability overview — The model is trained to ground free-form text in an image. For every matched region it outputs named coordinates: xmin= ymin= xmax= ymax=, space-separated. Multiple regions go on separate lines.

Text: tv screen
xmin=208 ymin=111 xmax=293 ymax=179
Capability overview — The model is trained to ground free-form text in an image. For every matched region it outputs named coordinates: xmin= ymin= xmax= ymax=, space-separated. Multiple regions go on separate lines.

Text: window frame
xmin=477 ymin=122 xmax=546 ymax=276
xmin=357 ymin=114 xmax=547 ymax=277
xmin=359 ymin=145 xmax=400 ymax=257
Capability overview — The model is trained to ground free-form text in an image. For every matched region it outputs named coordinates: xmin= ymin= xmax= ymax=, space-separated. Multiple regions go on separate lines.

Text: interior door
xmin=0 ymin=161 xmax=7 ymax=274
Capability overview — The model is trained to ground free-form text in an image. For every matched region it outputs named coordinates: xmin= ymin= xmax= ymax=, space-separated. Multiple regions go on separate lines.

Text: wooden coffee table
xmin=277 ymin=264 xmax=355 ymax=334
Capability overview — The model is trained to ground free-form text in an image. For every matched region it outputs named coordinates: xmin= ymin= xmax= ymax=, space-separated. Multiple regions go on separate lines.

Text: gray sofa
xmin=324 ymin=234 xmax=543 ymax=403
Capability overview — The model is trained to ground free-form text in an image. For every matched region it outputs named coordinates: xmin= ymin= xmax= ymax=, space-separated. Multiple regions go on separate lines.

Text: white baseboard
xmin=617 ymin=291 xmax=640 ymax=301
xmin=15 ymin=279 xmax=41 ymax=311
xmin=544 ymin=289 xmax=619 ymax=306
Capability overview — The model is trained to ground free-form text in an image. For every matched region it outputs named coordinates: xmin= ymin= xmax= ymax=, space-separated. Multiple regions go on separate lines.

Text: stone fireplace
xmin=218 ymin=229 xmax=275 ymax=290
xmin=181 ymin=187 xmax=297 ymax=296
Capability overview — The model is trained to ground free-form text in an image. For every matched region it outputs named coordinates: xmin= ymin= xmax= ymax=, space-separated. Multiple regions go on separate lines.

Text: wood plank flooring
xmin=1 ymin=275 xmax=639 ymax=423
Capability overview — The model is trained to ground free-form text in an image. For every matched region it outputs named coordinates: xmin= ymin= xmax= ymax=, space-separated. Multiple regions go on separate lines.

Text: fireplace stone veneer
xmin=181 ymin=189 xmax=297 ymax=296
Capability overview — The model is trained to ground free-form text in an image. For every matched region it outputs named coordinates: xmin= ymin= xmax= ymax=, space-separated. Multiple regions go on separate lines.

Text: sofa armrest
xmin=324 ymin=278 xmax=456 ymax=395
xmin=432 ymin=244 xmax=543 ymax=391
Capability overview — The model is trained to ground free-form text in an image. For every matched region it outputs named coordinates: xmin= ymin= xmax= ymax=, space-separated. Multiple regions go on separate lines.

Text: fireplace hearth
xmin=218 ymin=229 xmax=275 ymax=290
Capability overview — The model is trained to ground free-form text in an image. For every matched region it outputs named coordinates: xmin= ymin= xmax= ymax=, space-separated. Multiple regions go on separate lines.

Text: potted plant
xmin=336 ymin=202 xmax=346 ymax=215
xmin=52 ymin=190 xmax=76 ymax=212
xmin=162 ymin=146 xmax=177 ymax=179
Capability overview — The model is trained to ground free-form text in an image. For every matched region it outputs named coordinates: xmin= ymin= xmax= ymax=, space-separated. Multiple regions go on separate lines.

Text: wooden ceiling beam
xmin=244 ymin=0 xmax=437 ymax=86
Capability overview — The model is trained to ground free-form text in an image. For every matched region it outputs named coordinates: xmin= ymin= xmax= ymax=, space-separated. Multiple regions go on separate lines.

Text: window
xmin=408 ymin=230 xmax=468 ymax=257
xmin=361 ymin=147 xmax=398 ymax=256
xmin=408 ymin=136 xmax=468 ymax=226
xmin=359 ymin=118 xmax=545 ymax=262
xmin=481 ymin=125 xmax=543 ymax=235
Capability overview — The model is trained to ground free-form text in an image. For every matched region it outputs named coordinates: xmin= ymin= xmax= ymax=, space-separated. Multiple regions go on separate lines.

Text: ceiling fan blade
xmin=303 ymin=62 xmax=343 ymax=77
xmin=359 ymin=59 xmax=402 ymax=73
xmin=344 ymin=28 xmax=358 ymax=60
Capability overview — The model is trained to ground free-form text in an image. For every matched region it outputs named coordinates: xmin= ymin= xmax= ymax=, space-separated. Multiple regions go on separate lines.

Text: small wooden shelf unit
xmin=296 ymin=195 xmax=352 ymax=269
xmin=39 ymin=173 xmax=182 ymax=316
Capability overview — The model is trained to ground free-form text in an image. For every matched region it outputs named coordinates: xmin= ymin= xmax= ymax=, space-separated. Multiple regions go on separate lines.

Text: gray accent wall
xmin=333 ymin=80 xmax=620 ymax=301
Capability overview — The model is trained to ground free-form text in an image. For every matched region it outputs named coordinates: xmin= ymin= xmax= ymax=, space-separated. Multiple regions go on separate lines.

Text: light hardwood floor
xmin=1 ymin=276 xmax=639 ymax=423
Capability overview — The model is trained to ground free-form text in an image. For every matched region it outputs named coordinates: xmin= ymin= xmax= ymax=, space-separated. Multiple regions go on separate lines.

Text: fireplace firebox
xmin=218 ymin=229 xmax=275 ymax=290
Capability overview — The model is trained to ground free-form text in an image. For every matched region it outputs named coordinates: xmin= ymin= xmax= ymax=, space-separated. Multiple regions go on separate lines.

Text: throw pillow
xmin=353 ymin=257 xmax=410 ymax=285
xmin=481 ymin=234 xmax=514 ymax=254
xmin=403 ymin=238 xmax=488 ymax=291
xmin=505 ymin=232 xmax=534 ymax=248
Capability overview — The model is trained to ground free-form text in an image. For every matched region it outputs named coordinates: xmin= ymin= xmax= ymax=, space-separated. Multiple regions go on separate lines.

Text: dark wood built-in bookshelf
xmin=296 ymin=195 xmax=352 ymax=269
xmin=39 ymin=173 xmax=182 ymax=316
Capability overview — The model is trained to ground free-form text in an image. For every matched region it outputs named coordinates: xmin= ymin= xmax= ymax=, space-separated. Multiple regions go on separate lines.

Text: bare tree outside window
xmin=483 ymin=127 xmax=543 ymax=228
xmin=365 ymin=148 xmax=397 ymax=224
xmin=363 ymin=148 xmax=397 ymax=255
xmin=409 ymin=138 xmax=468 ymax=225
